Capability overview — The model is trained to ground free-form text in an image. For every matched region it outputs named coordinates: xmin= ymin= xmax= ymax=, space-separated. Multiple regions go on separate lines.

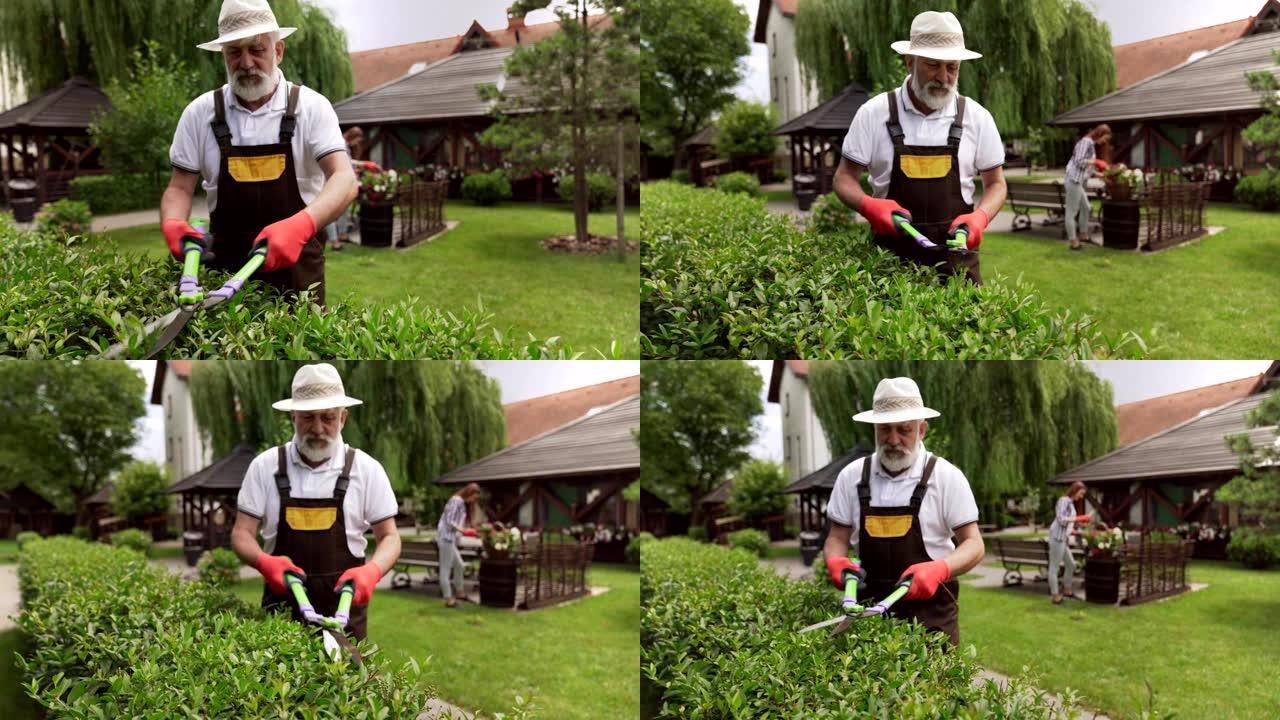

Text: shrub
xmin=686 ymin=526 xmax=707 ymax=542
xmin=642 ymin=538 xmax=1071 ymax=718
xmin=111 ymin=460 xmax=171 ymax=522
xmin=715 ymin=100 xmax=778 ymax=159
xmin=714 ymin=171 xmax=760 ymax=196
xmin=729 ymin=459 xmax=788 ymax=523
xmin=35 ymin=199 xmax=93 ymax=239
xmin=670 ymin=169 xmax=691 ymax=184
xmin=809 ymin=191 xmax=858 ymax=234
xmin=15 ymin=531 xmax=40 ymax=549
xmin=1234 ymin=168 xmax=1280 ymax=211
xmin=461 ymin=170 xmax=513 ymax=206
xmin=641 ymin=181 xmax=1145 ymax=359
xmin=626 ymin=531 xmax=657 ymax=564
xmin=70 ymin=526 xmax=90 ymax=540
xmin=556 ymin=172 xmax=617 ymax=211
xmin=109 ymin=528 xmax=153 ymax=556
xmin=0 ymin=231 xmax=590 ymax=359
xmin=726 ymin=528 xmax=770 ymax=558
xmin=783 ymin=524 xmax=800 ymax=539
xmin=197 ymin=547 xmax=243 ymax=589
xmin=17 ymin=537 xmax=431 ymax=716
xmin=1227 ymin=527 xmax=1280 ymax=569
xmin=69 ymin=172 xmax=167 ymax=215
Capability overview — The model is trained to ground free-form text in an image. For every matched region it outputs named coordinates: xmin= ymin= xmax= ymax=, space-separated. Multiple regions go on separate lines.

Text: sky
xmin=308 ymin=0 xmax=574 ymax=52
xmin=731 ymin=0 xmax=1269 ymax=103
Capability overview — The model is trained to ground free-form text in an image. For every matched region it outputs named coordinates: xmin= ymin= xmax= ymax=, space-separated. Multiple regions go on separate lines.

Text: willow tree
xmin=189 ymin=362 xmax=506 ymax=521
xmin=793 ymin=0 xmax=1115 ymax=137
xmin=808 ymin=361 xmax=1115 ymax=515
xmin=0 ymin=0 xmax=353 ymax=101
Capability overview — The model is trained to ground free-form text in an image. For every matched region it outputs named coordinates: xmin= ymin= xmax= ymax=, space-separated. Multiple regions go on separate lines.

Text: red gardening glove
xmin=256 ymin=209 xmax=317 ymax=272
xmin=162 ymin=218 xmax=204 ymax=261
xmin=900 ymin=559 xmax=951 ymax=601
xmin=856 ymin=195 xmax=911 ymax=236
xmin=336 ymin=561 xmax=384 ymax=605
xmin=825 ymin=555 xmax=863 ymax=589
xmin=948 ymin=208 xmax=989 ymax=250
xmin=255 ymin=553 xmax=305 ymax=596
xmin=1093 ymin=159 xmax=1109 ymax=172
xmin=461 ymin=528 xmax=478 ymax=538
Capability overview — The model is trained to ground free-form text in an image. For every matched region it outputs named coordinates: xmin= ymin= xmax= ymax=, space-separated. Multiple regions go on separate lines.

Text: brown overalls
xmin=209 ymin=84 xmax=327 ymax=304
xmin=858 ymin=453 xmax=961 ymax=647
xmin=261 ymin=445 xmax=368 ymax=641
xmin=873 ymin=88 xmax=982 ymax=285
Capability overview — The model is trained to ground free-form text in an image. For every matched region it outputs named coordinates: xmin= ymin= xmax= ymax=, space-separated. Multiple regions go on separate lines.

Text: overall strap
xmin=274 ymin=445 xmax=290 ymax=496
xmin=333 ymin=447 xmax=356 ymax=501
xmin=910 ymin=455 xmax=940 ymax=511
xmin=857 ymin=457 xmax=873 ymax=507
xmin=885 ymin=88 xmax=906 ymax=145
xmin=211 ymin=89 xmax=234 ymax=151
xmin=278 ymin=84 xmax=301 ymax=144
xmin=947 ymin=96 xmax=967 ymax=149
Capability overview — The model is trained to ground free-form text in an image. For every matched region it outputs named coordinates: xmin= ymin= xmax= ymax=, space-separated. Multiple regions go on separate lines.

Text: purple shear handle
xmin=178 ymin=275 xmax=200 ymax=296
xmin=207 ymin=278 xmax=245 ymax=301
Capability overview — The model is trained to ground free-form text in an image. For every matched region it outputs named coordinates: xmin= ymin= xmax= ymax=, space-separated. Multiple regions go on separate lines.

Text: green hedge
xmin=725 ymin=528 xmax=770 ymax=558
xmin=0 ymin=225 xmax=592 ymax=359
xmin=1234 ymin=168 xmax=1280 ymax=211
xmin=641 ymin=538 xmax=1070 ymax=718
xmin=462 ymin=171 xmax=513 ymax=206
xmin=557 ymin=172 xmax=617 ymax=211
xmin=1227 ymin=527 xmax=1280 ymax=569
xmin=16 ymin=536 xmax=431 ymax=716
xmin=714 ymin=171 xmax=760 ymax=196
xmin=108 ymin=528 xmax=153 ymax=556
xmin=641 ymin=181 xmax=1145 ymax=359
xmin=69 ymin=173 xmax=166 ymax=215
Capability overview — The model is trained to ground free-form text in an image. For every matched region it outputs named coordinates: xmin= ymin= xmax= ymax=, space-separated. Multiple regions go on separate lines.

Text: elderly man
xmin=161 ymin=0 xmax=358 ymax=305
xmin=822 ymin=377 xmax=984 ymax=647
xmin=1064 ymin=124 xmax=1112 ymax=250
xmin=230 ymin=363 xmax=402 ymax=641
xmin=833 ymin=10 xmax=1007 ymax=284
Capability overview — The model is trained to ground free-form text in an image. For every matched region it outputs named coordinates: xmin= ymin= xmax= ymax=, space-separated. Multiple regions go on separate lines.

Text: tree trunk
xmin=615 ymin=117 xmax=626 ymax=262
xmin=572 ymin=1 xmax=590 ymax=244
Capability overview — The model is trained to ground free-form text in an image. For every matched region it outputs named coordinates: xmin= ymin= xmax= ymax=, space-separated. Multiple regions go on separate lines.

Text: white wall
xmin=764 ymin=5 xmax=819 ymax=128
xmin=163 ymin=368 xmax=212 ymax=483
xmin=779 ymin=368 xmax=831 ymax=481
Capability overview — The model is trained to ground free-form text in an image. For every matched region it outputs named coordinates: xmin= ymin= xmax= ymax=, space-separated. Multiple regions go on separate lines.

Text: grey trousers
xmin=1048 ymin=538 xmax=1076 ymax=595
xmin=437 ymin=538 xmax=466 ymax=599
xmin=1064 ymin=180 xmax=1091 ymax=240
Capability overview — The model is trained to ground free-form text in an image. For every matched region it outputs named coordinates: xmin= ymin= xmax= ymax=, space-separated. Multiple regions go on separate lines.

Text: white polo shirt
xmin=236 ymin=438 xmax=399 ymax=559
xmin=841 ymin=77 xmax=1005 ymax=206
xmin=826 ymin=445 xmax=980 ymax=561
xmin=169 ymin=68 xmax=347 ymax=213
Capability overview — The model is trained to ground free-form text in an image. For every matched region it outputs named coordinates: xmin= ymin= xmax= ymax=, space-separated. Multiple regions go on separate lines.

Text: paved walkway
xmin=0 ymin=563 xmax=18 ymax=632
xmin=89 ymin=196 xmax=210 ymax=233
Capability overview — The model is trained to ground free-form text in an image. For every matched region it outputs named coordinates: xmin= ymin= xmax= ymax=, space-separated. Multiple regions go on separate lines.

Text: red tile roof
xmin=503 ymin=376 xmax=640 ymax=446
xmin=1112 ymin=18 xmax=1252 ymax=89
xmin=1115 ymin=375 xmax=1262 ymax=447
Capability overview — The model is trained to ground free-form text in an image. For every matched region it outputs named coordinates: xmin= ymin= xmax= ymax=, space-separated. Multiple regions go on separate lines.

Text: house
xmin=767 ymin=360 xmax=832 ymax=482
xmin=151 ymin=360 xmax=213 ymax=487
xmin=1112 ymin=17 xmax=1255 ymax=90
xmin=0 ymin=76 xmax=108 ymax=205
xmin=503 ymin=376 xmax=639 ymax=446
xmin=0 ymin=483 xmax=58 ymax=538
xmin=1115 ymin=373 xmax=1266 ymax=447
xmin=753 ymin=0 xmax=820 ymax=128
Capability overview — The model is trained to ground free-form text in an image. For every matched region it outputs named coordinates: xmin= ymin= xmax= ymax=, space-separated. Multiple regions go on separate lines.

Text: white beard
xmin=294 ymin=429 xmax=340 ymax=463
xmin=910 ymin=69 xmax=957 ymax=113
xmin=228 ymin=66 xmax=278 ymax=103
xmin=877 ymin=440 xmax=921 ymax=474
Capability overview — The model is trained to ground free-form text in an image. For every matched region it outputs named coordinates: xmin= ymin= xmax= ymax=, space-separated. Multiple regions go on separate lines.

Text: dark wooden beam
xmin=574 ymin=479 xmax=630 ymax=522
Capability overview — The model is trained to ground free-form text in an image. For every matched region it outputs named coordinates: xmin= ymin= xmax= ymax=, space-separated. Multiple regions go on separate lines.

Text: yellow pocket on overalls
xmin=285 ymin=507 xmax=337 ymax=531
xmin=865 ymin=515 xmax=914 ymax=538
xmin=227 ymin=154 xmax=287 ymax=182
xmin=899 ymin=155 xmax=952 ymax=179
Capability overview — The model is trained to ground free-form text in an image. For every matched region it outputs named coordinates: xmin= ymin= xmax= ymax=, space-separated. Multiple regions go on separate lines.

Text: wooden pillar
xmin=35 ymin=133 xmax=45 ymax=204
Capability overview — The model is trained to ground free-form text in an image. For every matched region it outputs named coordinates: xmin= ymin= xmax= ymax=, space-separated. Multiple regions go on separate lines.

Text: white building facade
xmin=754 ymin=0 xmax=820 ymax=128
xmin=151 ymin=361 xmax=212 ymax=484
xmin=768 ymin=360 xmax=831 ymax=481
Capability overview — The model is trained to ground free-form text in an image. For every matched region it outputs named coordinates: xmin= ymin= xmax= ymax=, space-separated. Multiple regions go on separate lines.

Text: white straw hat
xmin=852 ymin=377 xmax=941 ymax=424
xmin=272 ymin=364 xmax=363 ymax=412
xmin=890 ymin=11 xmax=982 ymax=61
xmin=198 ymin=0 xmax=297 ymax=52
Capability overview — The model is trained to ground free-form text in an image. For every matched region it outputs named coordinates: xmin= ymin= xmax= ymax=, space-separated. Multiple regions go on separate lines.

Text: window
xmin=772 ymin=77 xmax=778 ymax=102
xmin=772 ymin=33 xmax=776 ymax=58
xmin=166 ymin=438 xmax=173 ymax=462
xmin=782 ymin=76 xmax=789 ymax=119
xmin=785 ymin=391 xmax=790 ymax=417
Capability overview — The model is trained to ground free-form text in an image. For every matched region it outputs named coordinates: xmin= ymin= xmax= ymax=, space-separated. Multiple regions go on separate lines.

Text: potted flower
xmin=1102 ymin=163 xmax=1142 ymax=201
xmin=357 ymin=166 xmax=398 ymax=247
xmin=478 ymin=521 xmax=525 ymax=608
xmin=1082 ymin=526 xmax=1125 ymax=604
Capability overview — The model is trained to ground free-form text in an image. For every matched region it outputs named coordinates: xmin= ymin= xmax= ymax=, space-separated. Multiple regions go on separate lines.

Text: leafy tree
xmin=1220 ymin=391 xmax=1280 ymax=530
xmin=729 ymin=459 xmax=788 ymax=523
xmin=793 ymin=0 xmax=1115 ymax=137
xmin=638 ymin=0 xmax=750 ymax=159
xmin=0 ymin=0 xmax=353 ymax=100
xmin=111 ymin=460 xmax=172 ymax=522
xmin=0 ymin=362 xmax=146 ymax=523
xmin=715 ymin=100 xmax=778 ymax=160
xmin=1241 ymin=49 xmax=1280 ymax=162
xmin=639 ymin=361 xmax=763 ymax=525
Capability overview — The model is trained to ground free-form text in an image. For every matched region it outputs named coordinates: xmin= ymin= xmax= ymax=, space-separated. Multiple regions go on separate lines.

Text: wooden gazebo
xmin=781 ymin=446 xmax=872 ymax=534
xmin=772 ymin=82 xmax=870 ymax=194
xmin=168 ymin=444 xmax=258 ymax=554
xmin=0 ymin=482 xmax=57 ymax=537
xmin=0 ymin=77 xmax=109 ymax=205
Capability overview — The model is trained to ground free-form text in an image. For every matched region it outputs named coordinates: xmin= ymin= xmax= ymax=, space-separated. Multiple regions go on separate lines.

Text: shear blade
xmin=828 ymin=616 xmax=857 ymax=637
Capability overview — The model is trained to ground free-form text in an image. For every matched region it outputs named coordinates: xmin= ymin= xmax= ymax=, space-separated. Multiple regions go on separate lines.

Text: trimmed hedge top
xmin=641 ymin=181 xmax=1145 ymax=359
xmin=17 ymin=536 xmax=431 ymax=718
xmin=641 ymin=538 xmax=1071 ymax=719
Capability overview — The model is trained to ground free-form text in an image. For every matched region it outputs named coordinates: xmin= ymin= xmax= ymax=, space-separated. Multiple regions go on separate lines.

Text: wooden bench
xmin=989 ymin=537 xmax=1084 ymax=586
xmin=1005 ymin=181 xmax=1066 ymax=233
xmin=391 ymin=538 xmax=480 ymax=590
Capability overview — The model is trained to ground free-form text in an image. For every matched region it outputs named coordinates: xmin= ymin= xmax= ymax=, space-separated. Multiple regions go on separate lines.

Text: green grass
xmin=959 ymin=560 xmax=1280 ymax=718
xmin=0 ymin=540 xmax=17 ymax=564
xmin=765 ymin=545 xmax=801 ymax=559
xmin=232 ymin=563 xmax=638 ymax=720
xmin=0 ymin=630 xmax=41 ymax=719
xmin=763 ymin=189 xmax=794 ymax=203
xmin=95 ymin=201 xmax=640 ymax=356
xmin=982 ymin=202 xmax=1280 ymax=358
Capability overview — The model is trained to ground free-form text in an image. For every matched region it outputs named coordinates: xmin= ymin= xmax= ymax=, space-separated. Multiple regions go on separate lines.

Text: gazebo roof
xmin=682 ymin=125 xmax=717 ymax=148
xmin=782 ymin=446 xmax=872 ymax=494
xmin=0 ymin=77 xmax=110 ymax=133
xmin=773 ymin=82 xmax=870 ymax=136
xmin=0 ymin=482 xmax=55 ymax=510
xmin=168 ymin=444 xmax=259 ymax=494
xmin=699 ymin=479 xmax=732 ymax=506
xmin=437 ymin=395 xmax=639 ymax=484
xmin=85 ymin=483 xmax=114 ymax=506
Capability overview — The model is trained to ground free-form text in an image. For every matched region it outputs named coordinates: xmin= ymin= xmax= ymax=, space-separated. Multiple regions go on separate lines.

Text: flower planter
xmin=1083 ymin=555 xmax=1120 ymax=604
xmin=1208 ymin=179 xmax=1238 ymax=203
xmin=479 ymin=557 xmax=519 ymax=608
xmin=1191 ymin=537 xmax=1229 ymax=560
xmin=1107 ymin=183 xmax=1132 ymax=201
xmin=1102 ymin=200 xmax=1141 ymax=249
xmin=358 ymin=202 xmax=394 ymax=247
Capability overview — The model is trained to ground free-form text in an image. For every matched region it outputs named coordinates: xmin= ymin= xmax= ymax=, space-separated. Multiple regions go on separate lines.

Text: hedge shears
xmin=98 ymin=221 xmax=267 ymax=359
xmin=892 ymin=212 xmax=988 ymax=259
xmin=285 ymin=571 xmax=362 ymax=666
xmin=799 ymin=569 xmax=915 ymax=637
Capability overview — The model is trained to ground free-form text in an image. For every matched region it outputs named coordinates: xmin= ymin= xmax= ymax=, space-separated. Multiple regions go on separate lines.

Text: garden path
xmin=0 ymin=564 xmax=17 ymax=631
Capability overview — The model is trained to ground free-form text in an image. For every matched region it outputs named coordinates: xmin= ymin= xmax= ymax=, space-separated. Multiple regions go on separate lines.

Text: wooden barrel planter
xmin=1084 ymin=556 xmax=1121 ymax=604
xmin=1102 ymin=199 xmax=1141 ymax=249
xmin=358 ymin=202 xmax=394 ymax=247
xmin=479 ymin=557 xmax=519 ymax=608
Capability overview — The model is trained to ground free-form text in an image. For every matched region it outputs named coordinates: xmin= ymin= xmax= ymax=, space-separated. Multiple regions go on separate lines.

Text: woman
xmin=1063 ymin=124 xmax=1111 ymax=251
xmin=437 ymin=482 xmax=480 ymax=608
xmin=326 ymin=127 xmax=368 ymax=250
xmin=1049 ymin=481 xmax=1093 ymax=604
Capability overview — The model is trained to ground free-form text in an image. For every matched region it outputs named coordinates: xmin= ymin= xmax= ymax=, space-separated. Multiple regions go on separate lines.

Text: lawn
xmin=232 ymin=563 xmax=639 ymax=720
xmin=982 ymin=202 xmax=1280 ymax=358
xmin=95 ymin=201 xmax=640 ymax=356
xmin=0 ymin=540 xmax=17 ymax=564
xmin=959 ymin=560 xmax=1280 ymax=718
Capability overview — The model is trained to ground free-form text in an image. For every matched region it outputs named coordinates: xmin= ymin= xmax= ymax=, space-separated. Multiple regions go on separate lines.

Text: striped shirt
xmin=437 ymin=496 xmax=467 ymax=543
xmin=1049 ymin=495 xmax=1077 ymax=543
xmin=1064 ymin=136 xmax=1096 ymax=185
